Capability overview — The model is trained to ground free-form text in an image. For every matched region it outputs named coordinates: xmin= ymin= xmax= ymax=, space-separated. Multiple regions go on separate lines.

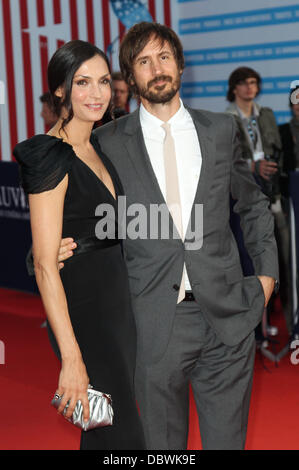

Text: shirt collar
xmin=236 ymin=101 xmax=260 ymax=121
xmin=140 ymin=98 xmax=189 ymax=131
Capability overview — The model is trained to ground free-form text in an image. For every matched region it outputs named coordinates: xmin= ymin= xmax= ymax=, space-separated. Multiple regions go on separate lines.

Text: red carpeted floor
xmin=0 ymin=287 xmax=298 ymax=450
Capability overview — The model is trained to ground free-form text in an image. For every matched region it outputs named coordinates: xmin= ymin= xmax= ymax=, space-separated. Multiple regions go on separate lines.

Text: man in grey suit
xmin=59 ymin=23 xmax=278 ymax=449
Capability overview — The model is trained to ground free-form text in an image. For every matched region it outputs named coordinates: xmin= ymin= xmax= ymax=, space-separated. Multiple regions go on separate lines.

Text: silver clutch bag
xmin=51 ymin=384 xmax=113 ymax=431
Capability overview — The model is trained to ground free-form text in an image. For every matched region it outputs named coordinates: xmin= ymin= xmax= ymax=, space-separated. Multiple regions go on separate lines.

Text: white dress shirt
xmin=140 ymin=99 xmax=202 ymax=290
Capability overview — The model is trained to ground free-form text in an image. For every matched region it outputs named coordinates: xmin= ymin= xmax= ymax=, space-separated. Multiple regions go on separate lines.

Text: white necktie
xmin=162 ymin=122 xmax=185 ymax=303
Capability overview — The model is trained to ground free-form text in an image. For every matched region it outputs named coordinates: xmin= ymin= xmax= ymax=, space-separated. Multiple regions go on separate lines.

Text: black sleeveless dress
xmin=13 ymin=134 xmax=145 ymax=450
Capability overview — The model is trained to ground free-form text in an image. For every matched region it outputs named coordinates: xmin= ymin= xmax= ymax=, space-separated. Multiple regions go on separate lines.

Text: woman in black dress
xmin=13 ymin=40 xmax=145 ymax=450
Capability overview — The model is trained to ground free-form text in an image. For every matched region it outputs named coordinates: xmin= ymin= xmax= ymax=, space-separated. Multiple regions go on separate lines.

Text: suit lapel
xmin=124 ymin=117 xmax=165 ymax=206
xmin=185 ymin=107 xmax=216 ymax=232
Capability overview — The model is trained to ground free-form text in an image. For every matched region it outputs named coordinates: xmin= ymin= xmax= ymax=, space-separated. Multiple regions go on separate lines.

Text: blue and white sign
xmin=174 ymin=0 xmax=299 ymax=123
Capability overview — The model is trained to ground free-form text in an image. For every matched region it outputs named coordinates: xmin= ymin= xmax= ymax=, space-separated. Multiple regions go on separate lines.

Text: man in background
xmin=101 ymin=71 xmax=131 ymax=124
xmin=40 ymin=91 xmax=58 ymax=130
xmin=112 ymin=70 xmax=131 ymax=112
xmin=226 ymin=67 xmax=292 ymax=338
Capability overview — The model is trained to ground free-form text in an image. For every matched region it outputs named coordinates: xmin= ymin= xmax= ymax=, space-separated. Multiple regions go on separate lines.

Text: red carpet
xmin=0 ymin=288 xmax=298 ymax=450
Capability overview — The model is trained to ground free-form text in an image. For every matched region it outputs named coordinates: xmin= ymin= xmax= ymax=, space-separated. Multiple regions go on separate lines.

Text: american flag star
xmin=110 ymin=0 xmax=153 ymax=29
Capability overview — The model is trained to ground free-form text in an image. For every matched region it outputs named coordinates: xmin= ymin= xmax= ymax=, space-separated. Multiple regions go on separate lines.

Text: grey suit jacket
xmin=94 ymin=106 xmax=278 ymax=365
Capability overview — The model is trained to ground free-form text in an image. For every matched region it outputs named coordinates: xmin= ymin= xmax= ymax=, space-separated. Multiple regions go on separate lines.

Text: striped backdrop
xmin=0 ymin=0 xmax=173 ymax=161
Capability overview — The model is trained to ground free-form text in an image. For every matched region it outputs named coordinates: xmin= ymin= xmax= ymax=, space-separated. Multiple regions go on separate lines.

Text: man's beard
xmin=136 ymin=73 xmax=181 ymax=104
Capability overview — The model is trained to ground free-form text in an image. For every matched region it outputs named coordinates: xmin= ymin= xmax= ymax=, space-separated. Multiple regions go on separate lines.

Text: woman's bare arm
xmin=29 ymin=175 xmax=89 ymax=422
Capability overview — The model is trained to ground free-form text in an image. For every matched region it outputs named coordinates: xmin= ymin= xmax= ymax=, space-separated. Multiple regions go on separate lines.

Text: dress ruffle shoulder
xmin=13 ymin=134 xmax=75 ymax=194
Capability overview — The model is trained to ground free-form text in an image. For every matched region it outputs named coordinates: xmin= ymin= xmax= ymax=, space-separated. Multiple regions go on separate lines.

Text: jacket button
xmin=173 ymin=284 xmax=180 ymax=291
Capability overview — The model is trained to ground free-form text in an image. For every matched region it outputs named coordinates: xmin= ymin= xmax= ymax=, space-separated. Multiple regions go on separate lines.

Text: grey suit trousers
xmin=135 ymin=301 xmax=256 ymax=450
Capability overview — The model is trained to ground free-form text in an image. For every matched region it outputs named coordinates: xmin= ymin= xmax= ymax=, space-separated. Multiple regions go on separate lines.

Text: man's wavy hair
xmin=119 ymin=22 xmax=185 ymax=96
xmin=227 ymin=67 xmax=261 ymax=102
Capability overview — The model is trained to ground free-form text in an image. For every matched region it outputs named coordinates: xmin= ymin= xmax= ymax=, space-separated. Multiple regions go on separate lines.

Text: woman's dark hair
xmin=119 ymin=22 xmax=185 ymax=96
xmin=226 ymin=67 xmax=261 ymax=102
xmin=47 ymin=40 xmax=112 ymax=133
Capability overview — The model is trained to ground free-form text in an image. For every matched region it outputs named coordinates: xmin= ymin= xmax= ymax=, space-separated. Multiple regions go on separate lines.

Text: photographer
xmin=226 ymin=67 xmax=292 ymax=340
